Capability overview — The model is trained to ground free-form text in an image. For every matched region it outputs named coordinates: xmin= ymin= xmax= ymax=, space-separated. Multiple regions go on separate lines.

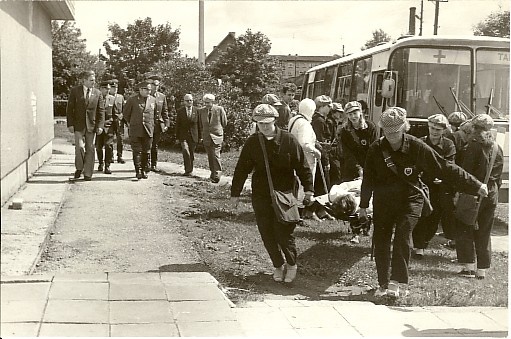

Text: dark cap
xmin=100 ymin=81 xmax=110 ymax=88
xmin=136 ymin=81 xmax=150 ymax=90
xmin=109 ymin=79 xmax=119 ymax=87
xmin=147 ymin=75 xmax=161 ymax=81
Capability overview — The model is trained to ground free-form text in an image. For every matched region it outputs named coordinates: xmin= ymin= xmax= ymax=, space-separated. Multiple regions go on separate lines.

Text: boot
xmin=104 ymin=164 xmax=112 ymax=174
xmin=134 ymin=153 xmax=143 ymax=180
xmin=141 ymin=153 xmax=149 ymax=179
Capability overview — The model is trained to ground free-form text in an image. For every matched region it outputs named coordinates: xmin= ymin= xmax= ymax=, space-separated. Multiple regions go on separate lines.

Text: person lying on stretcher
xmin=310 ymin=178 xmax=373 ymax=244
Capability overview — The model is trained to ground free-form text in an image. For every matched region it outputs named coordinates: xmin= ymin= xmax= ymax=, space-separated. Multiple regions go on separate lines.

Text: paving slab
xmin=39 ymin=323 xmax=109 ymax=337
xmin=433 ymin=310 xmax=506 ymax=333
xmin=1 ymin=203 xmax=59 ymax=234
xmin=53 ymin=272 xmax=107 ymax=282
xmin=43 ymin=299 xmax=109 ymax=323
xmin=1 ymin=300 xmax=47 ymax=322
xmin=109 ymin=282 xmax=167 ymax=300
xmin=164 ymin=284 xmax=227 ymax=301
xmin=240 ymin=327 xmax=300 ymax=337
xmin=296 ymin=327 xmax=362 ymax=337
xmin=1 ymin=282 xmax=51 ymax=301
xmin=108 ymin=272 xmax=162 ymax=284
xmin=110 ymin=323 xmax=180 ymax=337
xmin=0 ymin=274 xmax=53 ymax=283
xmin=0 ymin=322 xmax=40 ymax=337
xmin=171 ymin=300 xmax=236 ymax=322
xmin=480 ymin=308 xmax=509 ymax=328
xmin=234 ymin=307 xmax=294 ymax=330
xmin=387 ymin=308 xmax=458 ymax=336
xmin=15 ymin=183 xmax=68 ymax=203
xmin=160 ymin=271 xmax=219 ymax=285
xmin=280 ymin=305 xmax=356 ymax=331
xmin=177 ymin=320 xmax=245 ymax=337
xmin=48 ymin=282 xmax=109 ymax=300
xmin=110 ymin=300 xmax=174 ymax=324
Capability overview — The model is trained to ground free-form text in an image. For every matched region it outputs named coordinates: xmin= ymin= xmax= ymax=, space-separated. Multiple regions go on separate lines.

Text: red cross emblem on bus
xmin=433 ymin=50 xmax=446 ymax=63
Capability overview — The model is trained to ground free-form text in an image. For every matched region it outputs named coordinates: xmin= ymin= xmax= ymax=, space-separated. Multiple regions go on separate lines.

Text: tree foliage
xmin=102 ymin=17 xmax=180 ymax=82
xmin=473 ymin=10 xmax=510 ymax=38
xmin=155 ymin=57 xmax=252 ymax=150
xmin=362 ymin=29 xmax=392 ymax=50
xmin=208 ymin=29 xmax=280 ymax=105
xmin=52 ymin=21 xmax=98 ymax=98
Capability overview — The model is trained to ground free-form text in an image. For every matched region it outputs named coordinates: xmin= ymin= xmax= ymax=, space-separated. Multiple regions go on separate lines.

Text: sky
xmin=73 ymin=0 xmax=509 ymax=59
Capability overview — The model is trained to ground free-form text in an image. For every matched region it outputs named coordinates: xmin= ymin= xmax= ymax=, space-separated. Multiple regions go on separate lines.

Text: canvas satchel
xmin=258 ymin=133 xmax=301 ymax=225
xmin=454 ymin=141 xmax=498 ymax=228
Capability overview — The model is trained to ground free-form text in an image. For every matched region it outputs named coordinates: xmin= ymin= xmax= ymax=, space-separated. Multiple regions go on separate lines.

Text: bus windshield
xmin=475 ymin=49 xmax=509 ymax=120
xmin=391 ymin=47 xmax=473 ymax=119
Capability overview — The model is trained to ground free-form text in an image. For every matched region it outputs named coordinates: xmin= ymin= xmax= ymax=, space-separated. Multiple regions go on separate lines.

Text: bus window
xmin=352 ymin=57 xmax=372 ymax=102
xmin=475 ymin=49 xmax=509 ymax=120
xmin=324 ymin=66 xmax=336 ymax=97
xmin=334 ymin=63 xmax=353 ymax=105
xmin=313 ymin=69 xmax=326 ymax=98
xmin=390 ymin=47 xmax=471 ymax=119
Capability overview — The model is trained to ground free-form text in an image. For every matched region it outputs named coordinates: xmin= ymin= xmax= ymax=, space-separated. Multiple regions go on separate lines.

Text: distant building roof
xmin=205 ymin=32 xmax=236 ymax=65
xmin=273 ymin=55 xmax=338 ymax=62
xmin=39 ymin=0 xmax=75 ymax=20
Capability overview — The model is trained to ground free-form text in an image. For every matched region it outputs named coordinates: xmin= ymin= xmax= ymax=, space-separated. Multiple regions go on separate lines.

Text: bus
xmin=301 ymin=35 xmax=509 ymax=200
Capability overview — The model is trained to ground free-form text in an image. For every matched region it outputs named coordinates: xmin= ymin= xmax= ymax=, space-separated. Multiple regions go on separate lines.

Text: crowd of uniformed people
xmin=66 ymin=71 xmax=503 ymax=297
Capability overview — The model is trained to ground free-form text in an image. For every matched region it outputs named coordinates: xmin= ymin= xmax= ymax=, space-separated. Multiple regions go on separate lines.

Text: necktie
xmin=86 ymin=88 xmax=91 ymax=103
xmin=187 ymin=107 xmax=191 ymax=118
xmin=208 ymin=109 xmax=212 ymax=122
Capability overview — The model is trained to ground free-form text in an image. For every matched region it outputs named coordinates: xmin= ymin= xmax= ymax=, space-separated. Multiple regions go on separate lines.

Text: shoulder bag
xmin=258 ymin=133 xmax=301 ymax=225
xmin=380 ymin=140 xmax=433 ymax=217
xmin=454 ymin=141 xmax=498 ymax=228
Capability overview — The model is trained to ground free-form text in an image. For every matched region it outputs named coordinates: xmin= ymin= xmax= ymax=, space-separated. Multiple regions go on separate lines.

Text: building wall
xmin=0 ymin=2 xmax=55 ymax=206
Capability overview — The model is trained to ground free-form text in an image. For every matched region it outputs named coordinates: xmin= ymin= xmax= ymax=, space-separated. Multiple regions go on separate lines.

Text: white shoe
xmin=284 ymin=264 xmax=297 ymax=283
xmin=273 ymin=264 xmax=285 ymax=282
xmin=350 ymin=235 xmax=360 ymax=244
xmin=387 ymin=281 xmax=399 ymax=297
xmin=374 ymin=287 xmax=387 ymax=297
xmin=414 ymin=248 xmax=424 ymax=257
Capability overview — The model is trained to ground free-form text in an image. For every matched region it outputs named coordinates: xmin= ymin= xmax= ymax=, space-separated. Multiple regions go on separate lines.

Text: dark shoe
xmin=98 ymin=164 xmax=104 ymax=172
xmin=136 ymin=172 xmax=143 ymax=180
xmin=74 ymin=170 xmax=82 ymax=179
xmin=84 ymin=176 xmax=92 ymax=181
xmin=141 ymin=170 xmax=148 ymax=179
xmin=457 ymin=269 xmax=476 ymax=278
xmin=211 ymin=178 xmax=220 ymax=183
xmin=413 ymin=248 xmax=424 ymax=259
xmin=443 ymin=240 xmax=456 ymax=250
xmin=183 ymin=171 xmax=192 ymax=176
xmin=104 ymin=166 xmax=112 ymax=174
xmin=150 ymin=165 xmax=161 ymax=173
xmin=117 ymin=157 xmax=126 ymax=164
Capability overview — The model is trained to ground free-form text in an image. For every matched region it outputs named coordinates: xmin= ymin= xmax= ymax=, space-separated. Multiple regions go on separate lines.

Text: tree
xmin=473 ymin=10 xmax=510 ymax=38
xmin=155 ymin=57 xmax=252 ymax=150
xmin=362 ymin=29 xmax=392 ymax=50
xmin=208 ymin=29 xmax=280 ymax=105
xmin=102 ymin=17 xmax=180 ymax=82
xmin=52 ymin=21 xmax=98 ymax=98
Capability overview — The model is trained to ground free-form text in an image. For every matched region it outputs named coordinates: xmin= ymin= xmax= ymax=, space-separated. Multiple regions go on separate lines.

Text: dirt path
xmin=35 ymin=164 xmax=203 ymax=274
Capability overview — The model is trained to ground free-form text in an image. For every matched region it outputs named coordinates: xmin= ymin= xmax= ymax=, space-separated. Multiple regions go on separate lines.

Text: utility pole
xmin=416 ymin=0 xmax=424 ymax=36
xmin=430 ymin=0 xmax=448 ymax=35
xmin=198 ymin=0 xmax=205 ymax=65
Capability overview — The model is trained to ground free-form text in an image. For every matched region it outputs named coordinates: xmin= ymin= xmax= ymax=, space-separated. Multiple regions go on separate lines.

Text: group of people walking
xmin=67 ymin=71 xmax=504 ymax=297
xmin=231 ymin=90 xmax=503 ymax=296
xmin=66 ymin=70 xmax=227 ymax=182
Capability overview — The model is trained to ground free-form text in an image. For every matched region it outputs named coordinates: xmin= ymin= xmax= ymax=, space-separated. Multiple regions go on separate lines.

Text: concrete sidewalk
xmin=0 ymin=136 xmax=508 ymax=337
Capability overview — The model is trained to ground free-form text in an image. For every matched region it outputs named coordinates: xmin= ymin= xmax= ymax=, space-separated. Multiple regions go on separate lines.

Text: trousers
xmin=252 ymin=195 xmax=297 ymax=268
xmin=74 ymin=128 xmax=96 ymax=178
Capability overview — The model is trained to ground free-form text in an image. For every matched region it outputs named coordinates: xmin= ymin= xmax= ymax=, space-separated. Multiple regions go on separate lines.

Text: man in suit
xmin=198 ymin=93 xmax=227 ymax=183
xmin=95 ymin=81 xmax=116 ymax=174
xmin=66 ymin=70 xmax=105 ymax=181
xmin=109 ymin=79 xmax=126 ymax=164
xmin=146 ymin=74 xmax=169 ymax=172
xmin=123 ymin=81 xmax=158 ymax=180
xmin=176 ymin=94 xmax=199 ymax=175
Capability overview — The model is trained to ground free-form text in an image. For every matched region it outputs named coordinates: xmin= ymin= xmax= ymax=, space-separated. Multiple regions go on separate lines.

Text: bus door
xmin=370 ymin=71 xmax=385 ymax=128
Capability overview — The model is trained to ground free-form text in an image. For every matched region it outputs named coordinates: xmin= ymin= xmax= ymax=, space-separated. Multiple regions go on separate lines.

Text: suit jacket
xmin=176 ymin=106 xmax=199 ymax=142
xmin=123 ymin=94 xmax=158 ymax=137
xmin=152 ymin=91 xmax=169 ymax=127
xmin=112 ymin=93 xmax=124 ymax=122
xmin=102 ymin=94 xmax=117 ymax=135
xmin=198 ymin=104 xmax=227 ymax=146
xmin=66 ymin=85 xmax=105 ymax=132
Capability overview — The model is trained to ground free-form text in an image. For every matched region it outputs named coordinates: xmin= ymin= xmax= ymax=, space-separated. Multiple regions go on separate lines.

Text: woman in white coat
xmin=288 ymin=99 xmax=322 ymax=219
